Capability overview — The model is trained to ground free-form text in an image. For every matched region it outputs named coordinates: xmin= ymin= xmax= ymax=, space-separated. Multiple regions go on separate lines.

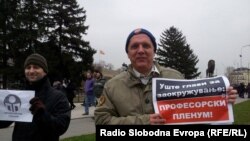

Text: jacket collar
xmin=126 ymin=62 xmax=161 ymax=87
xmin=25 ymin=76 xmax=51 ymax=98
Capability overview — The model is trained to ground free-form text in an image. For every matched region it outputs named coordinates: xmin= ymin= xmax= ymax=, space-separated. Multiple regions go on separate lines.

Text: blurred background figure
xmin=53 ymin=80 xmax=63 ymax=91
xmin=65 ymin=79 xmax=76 ymax=110
xmin=247 ymin=83 xmax=250 ymax=98
xmin=206 ymin=59 xmax=215 ymax=77
xmin=83 ymin=72 xmax=94 ymax=115
xmin=93 ymin=70 xmax=106 ymax=105
xmin=121 ymin=62 xmax=128 ymax=72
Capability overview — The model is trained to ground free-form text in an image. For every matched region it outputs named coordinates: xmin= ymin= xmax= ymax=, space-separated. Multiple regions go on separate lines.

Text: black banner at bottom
xmin=96 ymin=125 xmax=250 ymax=140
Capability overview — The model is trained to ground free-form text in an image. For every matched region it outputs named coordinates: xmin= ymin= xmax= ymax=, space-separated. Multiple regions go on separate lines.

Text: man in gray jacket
xmin=94 ymin=28 xmax=237 ymax=125
xmin=0 ymin=53 xmax=71 ymax=141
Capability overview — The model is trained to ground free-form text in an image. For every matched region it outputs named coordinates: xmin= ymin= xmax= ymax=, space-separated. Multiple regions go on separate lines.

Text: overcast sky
xmin=78 ymin=0 xmax=250 ymax=77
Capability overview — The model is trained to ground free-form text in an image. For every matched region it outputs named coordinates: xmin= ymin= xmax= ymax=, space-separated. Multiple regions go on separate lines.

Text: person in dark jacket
xmin=93 ymin=70 xmax=106 ymax=105
xmin=246 ymin=83 xmax=250 ymax=98
xmin=65 ymin=79 xmax=76 ymax=109
xmin=53 ymin=80 xmax=64 ymax=91
xmin=0 ymin=53 xmax=71 ymax=141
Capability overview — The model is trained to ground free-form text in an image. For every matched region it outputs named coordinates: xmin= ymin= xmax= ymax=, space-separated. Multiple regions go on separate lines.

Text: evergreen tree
xmin=48 ymin=0 xmax=96 ymax=82
xmin=0 ymin=0 xmax=96 ymax=88
xmin=0 ymin=0 xmax=24 ymax=88
xmin=1 ymin=0 xmax=49 ymax=88
xmin=156 ymin=26 xmax=200 ymax=79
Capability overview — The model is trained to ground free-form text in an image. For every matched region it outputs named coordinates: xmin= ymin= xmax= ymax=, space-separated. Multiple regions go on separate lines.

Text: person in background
xmin=53 ymin=80 xmax=63 ymax=91
xmin=83 ymin=72 xmax=94 ymax=115
xmin=238 ymin=83 xmax=245 ymax=98
xmin=93 ymin=70 xmax=106 ymax=106
xmin=66 ymin=79 xmax=76 ymax=109
xmin=0 ymin=53 xmax=71 ymax=141
xmin=122 ymin=62 xmax=128 ymax=72
xmin=246 ymin=83 xmax=250 ymax=98
xmin=94 ymin=28 xmax=237 ymax=125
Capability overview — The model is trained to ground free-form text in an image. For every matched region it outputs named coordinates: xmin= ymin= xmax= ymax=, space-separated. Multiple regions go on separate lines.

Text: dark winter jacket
xmin=0 ymin=76 xmax=71 ymax=141
xmin=93 ymin=78 xmax=106 ymax=98
xmin=66 ymin=81 xmax=76 ymax=99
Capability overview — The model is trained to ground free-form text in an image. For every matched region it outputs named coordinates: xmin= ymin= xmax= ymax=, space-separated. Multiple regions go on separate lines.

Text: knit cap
xmin=24 ymin=53 xmax=48 ymax=73
xmin=125 ymin=28 xmax=157 ymax=53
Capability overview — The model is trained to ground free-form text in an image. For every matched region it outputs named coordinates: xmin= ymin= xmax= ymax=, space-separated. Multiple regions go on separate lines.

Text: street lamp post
xmin=240 ymin=44 xmax=250 ymax=68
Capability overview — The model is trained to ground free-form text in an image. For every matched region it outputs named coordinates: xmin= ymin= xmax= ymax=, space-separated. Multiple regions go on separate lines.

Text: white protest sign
xmin=0 ymin=90 xmax=35 ymax=122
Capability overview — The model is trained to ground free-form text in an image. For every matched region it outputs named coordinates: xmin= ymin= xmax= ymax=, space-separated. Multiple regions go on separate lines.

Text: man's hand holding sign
xmin=153 ymin=76 xmax=236 ymax=125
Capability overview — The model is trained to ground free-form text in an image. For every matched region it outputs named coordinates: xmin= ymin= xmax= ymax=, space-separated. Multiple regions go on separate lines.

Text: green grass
xmin=61 ymin=133 xmax=95 ymax=141
xmin=60 ymin=100 xmax=250 ymax=141
xmin=233 ymin=99 xmax=250 ymax=125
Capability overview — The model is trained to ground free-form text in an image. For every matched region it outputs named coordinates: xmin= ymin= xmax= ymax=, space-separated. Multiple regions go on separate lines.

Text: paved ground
xmin=61 ymin=104 xmax=96 ymax=139
xmin=0 ymin=96 xmax=249 ymax=140
xmin=60 ymin=116 xmax=95 ymax=140
xmin=0 ymin=103 xmax=96 ymax=141
xmin=71 ymin=103 xmax=96 ymax=119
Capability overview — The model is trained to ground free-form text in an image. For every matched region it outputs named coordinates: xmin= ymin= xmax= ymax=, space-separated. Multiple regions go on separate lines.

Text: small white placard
xmin=0 ymin=90 xmax=35 ymax=122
